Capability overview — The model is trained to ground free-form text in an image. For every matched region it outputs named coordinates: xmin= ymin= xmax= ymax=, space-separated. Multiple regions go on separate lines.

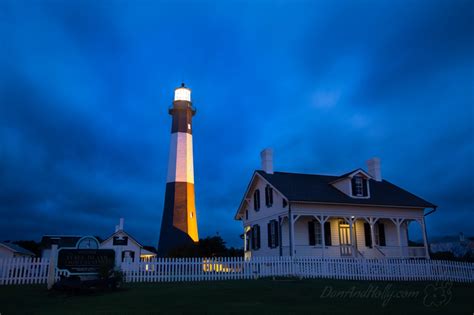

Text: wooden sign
xmin=57 ymin=249 xmax=115 ymax=274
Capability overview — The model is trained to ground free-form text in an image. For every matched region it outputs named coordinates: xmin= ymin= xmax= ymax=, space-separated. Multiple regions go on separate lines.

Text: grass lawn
xmin=0 ymin=279 xmax=472 ymax=314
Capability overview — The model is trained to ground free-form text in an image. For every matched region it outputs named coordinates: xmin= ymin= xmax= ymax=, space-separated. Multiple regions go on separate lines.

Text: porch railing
xmin=281 ymin=245 xmax=427 ymax=259
xmin=376 ymin=246 xmax=427 ymax=258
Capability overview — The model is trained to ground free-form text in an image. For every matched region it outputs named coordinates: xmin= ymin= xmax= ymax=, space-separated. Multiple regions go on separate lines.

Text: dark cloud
xmin=0 ymin=0 xmax=472 ymax=246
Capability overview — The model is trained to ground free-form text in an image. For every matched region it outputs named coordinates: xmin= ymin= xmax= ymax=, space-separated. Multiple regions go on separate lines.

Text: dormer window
xmin=351 ymin=175 xmax=368 ymax=197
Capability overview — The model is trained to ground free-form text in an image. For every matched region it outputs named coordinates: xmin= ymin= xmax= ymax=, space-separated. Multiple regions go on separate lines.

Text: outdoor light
xmin=174 ymin=83 xmax=191 ymax=102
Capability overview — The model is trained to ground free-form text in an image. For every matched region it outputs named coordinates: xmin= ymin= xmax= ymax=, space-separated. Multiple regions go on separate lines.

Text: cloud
xmin=0 ymin=0 xmax=472 ymax=247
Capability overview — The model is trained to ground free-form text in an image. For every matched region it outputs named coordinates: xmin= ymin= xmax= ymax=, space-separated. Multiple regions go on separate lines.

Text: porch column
xmin=366 ymin=217 xmax=378 ymax=252
xmin=391 ymin=218 xmax=404 ymax=257
xmin=420 ymin=217 xmax=430 ymax=259
xmin=243 ymin=228 xmax=247 ymax=252
xmin=278 ymin=216 xmax=283 ymax=257
xmin=290 ymin=215 xmax=300 ymax=257
xmin=289 ymin=213 xmax=294 ymax=257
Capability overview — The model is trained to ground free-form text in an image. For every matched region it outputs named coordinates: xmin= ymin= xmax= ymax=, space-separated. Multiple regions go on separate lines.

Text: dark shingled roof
xmin=40 ymin=236 xmax=82 ymax=250
xmin=257 ymin=170 xmax=436 ymax=209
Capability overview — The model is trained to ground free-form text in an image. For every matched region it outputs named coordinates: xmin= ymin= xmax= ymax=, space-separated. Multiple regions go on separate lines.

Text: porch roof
xmin=257 ymin=170 xmax=436 ymax=209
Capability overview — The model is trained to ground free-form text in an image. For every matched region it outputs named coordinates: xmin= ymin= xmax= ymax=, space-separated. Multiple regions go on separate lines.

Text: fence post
xmin=47 ymin=244 xmax=58 ymax=290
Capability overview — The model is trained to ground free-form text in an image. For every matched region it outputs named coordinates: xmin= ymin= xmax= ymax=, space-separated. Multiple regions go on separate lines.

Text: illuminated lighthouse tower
xmin=158 ymin=84 xmax=199 ymax=256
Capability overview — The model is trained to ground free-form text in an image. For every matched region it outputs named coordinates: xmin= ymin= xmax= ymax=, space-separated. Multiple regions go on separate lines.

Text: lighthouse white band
xmin=166 ymin=132 xmax=194 ymax=184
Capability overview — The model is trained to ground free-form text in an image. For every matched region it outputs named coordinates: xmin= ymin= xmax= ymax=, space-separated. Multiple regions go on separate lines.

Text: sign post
xmin=47 ymin=244 xmax=58 ymax=290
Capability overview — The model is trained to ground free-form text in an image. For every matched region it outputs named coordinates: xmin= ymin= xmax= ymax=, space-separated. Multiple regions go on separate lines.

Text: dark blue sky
xmin=0 ymin=0 xmax=473 ymax=247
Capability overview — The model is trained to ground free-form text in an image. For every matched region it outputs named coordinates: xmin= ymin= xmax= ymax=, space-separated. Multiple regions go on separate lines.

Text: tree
xmin=166 ymin=236 xmax=243 ymax=257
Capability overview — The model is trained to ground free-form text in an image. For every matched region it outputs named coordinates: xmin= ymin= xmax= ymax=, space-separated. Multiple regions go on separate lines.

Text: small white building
xmin=235 ymin=149 xmax=436 ymax=259
xmin=0 ymin=242 xmax=35 ymax=258
xmin=40 ymin=219 xmax=157 ymax=263
xmin=100 ymin=218 xmax=157 ymax=265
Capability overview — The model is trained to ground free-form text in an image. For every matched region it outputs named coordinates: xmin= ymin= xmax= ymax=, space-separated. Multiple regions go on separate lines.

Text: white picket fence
xmin=1 ymin=257 xmax=473 ymax=285
xmin=121 ymin=257 xmax=474 ymax=283
xmin=0 ymin=258 xmax=70 ymax=285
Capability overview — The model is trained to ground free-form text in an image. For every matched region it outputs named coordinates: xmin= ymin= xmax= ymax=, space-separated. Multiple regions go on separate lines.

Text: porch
xmin=245 ymin=212 xmax=430 ymax=259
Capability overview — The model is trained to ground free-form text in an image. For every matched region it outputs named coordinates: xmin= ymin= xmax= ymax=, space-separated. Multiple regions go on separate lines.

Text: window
xmin=251 ymin=225 xmax=261 ymax=250
xmin=267 ymin=220 xmax=279 ymax=248
xmin=253 ymin=190 xmax=261 ymax=211
xmin=308 ymin=221 xmax=332 ymax=246
xmin=351 ymin=175 xmax=368 ymax=197
xmin=364 ymin=222 xmax=386 ymax=247
xmin=121 ymin=250 xmax=135 ymax=262
xmin=308 ymin=221 xmax=322 ymax=245
xmin=245 ymin=210 xmax=248 ymax=220
xmin=265 ymin=185 xmax=273 ymax=207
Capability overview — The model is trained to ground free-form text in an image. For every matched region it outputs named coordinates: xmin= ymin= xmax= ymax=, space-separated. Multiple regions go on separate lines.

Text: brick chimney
xmin=261 ymin=148 xmax=274 ymax=174
xmin=366 ymin=157 xmax=382 ymax=181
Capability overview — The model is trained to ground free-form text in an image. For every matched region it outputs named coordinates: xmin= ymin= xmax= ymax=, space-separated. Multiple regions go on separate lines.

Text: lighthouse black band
xmin=169 ymin=100 xmax=195 ymax=134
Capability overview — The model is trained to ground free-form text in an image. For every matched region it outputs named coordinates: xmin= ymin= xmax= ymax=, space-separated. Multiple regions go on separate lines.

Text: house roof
xmin=256 ymin=170 xmax=436 ymax=208
xmin=330 ymin=168 xmax=372 ymax=183
xmin=0 ymin=242 xmax=35 ymax=256
xmin=40 ymin=235 xmax=82 ymax=249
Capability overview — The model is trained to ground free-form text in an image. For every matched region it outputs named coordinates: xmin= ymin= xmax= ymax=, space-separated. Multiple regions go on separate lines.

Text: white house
xmin=0 ymin=242 xmax=35 ymax=258
xmin=100 ymin=218 xmax=157 ymax=266
xmin=235 ymin=149 xmax=436 ymax=259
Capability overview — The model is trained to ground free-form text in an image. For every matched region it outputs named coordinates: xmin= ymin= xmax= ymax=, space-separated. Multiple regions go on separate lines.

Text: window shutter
xmin=324 ymin=222 xmax=332 ymax=246
xmin=274 ymin=221 xmax=279 ymax=247
xmin=351 ymin=178 xmax=357 ymax=196
xmin=362 ymin=179 xmax=368 ymax=196
xmin=378 ymin=223 xmax=386 ymax=246
xmin=256 ymin=225 xmax=261 ymax=249
xmin=308 ymin=221 xmax=315 ymax=245
xmin=264 ymin=186 xmax=268 ymax=207
xmin=253 ymin=191 xmax=257 ymax=210
xmin=256 ymin=191 xmax=260 ymax=210
xmin=251 ymin=228 xmax=255 ymax=250
xmin=364 ymin=223 xmax=372 ymax=247
xmin=267 ymin=222 xmax=272 ymax=248
xmin=269 ymin=187 xmax=273 ymax=206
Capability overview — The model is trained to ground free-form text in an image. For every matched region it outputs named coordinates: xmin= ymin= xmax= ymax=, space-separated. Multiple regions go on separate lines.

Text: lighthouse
xmin=158 ymin=84 xmax=199 ymax=256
